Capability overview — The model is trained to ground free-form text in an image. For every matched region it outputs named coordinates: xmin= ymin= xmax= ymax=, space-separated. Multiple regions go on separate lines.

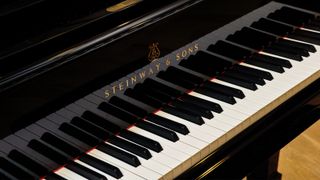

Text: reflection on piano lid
xmin=0 ymin=0 xmax=320 ymax=179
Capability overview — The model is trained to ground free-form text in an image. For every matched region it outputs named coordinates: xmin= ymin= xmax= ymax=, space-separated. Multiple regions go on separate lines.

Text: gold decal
xmin=148 ymin=43 xmax=161 ymax=62
xmin=176 ymin=53 xmax=181 ymax=61
xmin=181 ymin=50 xmax=188 ymax=58
xmin=104 ymin=43 xmax=200 ymax=99
xmin=105 ymin=90 xmax=110 ymax=98
xmin=148 ymin=68 xmax=154 ymax=75
xmin=131 ymin=76 xmax=137 ymax=84
xmin=175 ymin=43 xmax=200 ymax=61
xmin=166 ymin=59 xmax=171 ymax=66
xmin=155 ymin=63 xmax=161 ymax=71
xmin=194 ymin=43 xmax=199 ymax=51
xmin=139 ymin=71 xmax=146 ymax=79
xmin=112 ymin=86 xmax=117 ymax=94
xmin=118 ymin=82 xmax=124 ymax=91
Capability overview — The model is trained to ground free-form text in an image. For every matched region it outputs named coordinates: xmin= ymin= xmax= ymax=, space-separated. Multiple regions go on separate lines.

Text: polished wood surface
xmin=279 ymin=120 xmax=320 ymax=180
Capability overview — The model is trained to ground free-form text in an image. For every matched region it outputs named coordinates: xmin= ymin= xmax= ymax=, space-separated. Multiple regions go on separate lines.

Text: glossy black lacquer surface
xmin=0 ymin=0 xmax=319 ymax=178
xmin=0 ymin=0 xmax=273 ymax=138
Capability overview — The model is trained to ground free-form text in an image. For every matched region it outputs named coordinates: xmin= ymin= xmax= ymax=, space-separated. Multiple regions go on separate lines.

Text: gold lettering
xmin=155 ymin=63 xmax=161 ymax=71
xmin=166 ymin=59 xmax=171 ymax=66
xmin=194 ymin=43 xmax=199 ymax=51
xmin=188 ymin=47 xmax=194 ymax=54
xmin=139 ymin=71 xmax=146 ymax=79
xmin=181 ymin=50 xmax=188 ymax=58
xmin=176 ymin=53 xmax=181 ymax=61
xmin=105 ymin=90 xmax=110 ymax=98
xmin=131 ymin=76 xmax=137 ymax=84
xmin=125 ymin=79 xmax=129 ymax=87
xmin=112 ymin=85 xmax=117 ymax=94
xmin=148 ymin=68 xmax=154 ymax=75
xmin=118 ymin=82 xmax=124 ymax=91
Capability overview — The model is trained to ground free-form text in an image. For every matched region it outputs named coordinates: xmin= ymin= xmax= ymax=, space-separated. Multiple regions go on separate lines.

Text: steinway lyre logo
xmin=148 ymin=42 xmax=160 ymax=62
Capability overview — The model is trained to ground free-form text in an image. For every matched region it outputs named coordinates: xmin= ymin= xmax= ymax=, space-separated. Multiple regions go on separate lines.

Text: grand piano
xmin=0 ymin=0 xmax=319 ymax=179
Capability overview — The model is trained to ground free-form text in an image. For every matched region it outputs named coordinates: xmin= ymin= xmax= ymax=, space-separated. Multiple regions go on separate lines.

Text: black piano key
xmin=263 ymin=46 xmax=303 ymax=61
xmin=66 ymin=162 xmax=107 ymax=180
xmin=207 ymin=40 xmax=252 ymax=60
xmin=108 ymin=136 xmax=152 ymax=160
xmin=96 ymin=143 xmax=140 ymax=167
xmin=165 ymin=67 xmax=204 ymax=85
xmin=119 ymin=130 xmax=162 ymax=152
xmin=98 ymin=102 xmax=138 ymax=124
xmin=217 ymin=75 xmax=257 ymax=90
xmin=272 ymin=41 xmax=309 ymax=57
xmin=305 ymin=19 xmax=320 ymax=31
xmin=288 ymin=33 xmax=320 ymax=45
xmin=171 ymin=100 xmax=214 ymax=119
xmin=179 ymin=51 xmax=232 ymax=77
xmin=0 ymin=169 xmax=17 ymax=180
xmin=294 ymin=29 xmax=320 ymax=40
xmin=82 ymin=111 xmax=121 ymax=134
xmin=203 ymin=81 xmax=245 ymax=99
xmin=245 ymin=57 xmax=285 ymax=73
xmin=0 ymin=157 xmax=36 ymax=179
xmin=227 ymin=27 xmax=276 ymax=50
xmin=277 ymin=39 xmax=316 ymax=53
xmin=46 ymin=173 xmax=67 ymax=180
xmin=109 ymin=96 xmax=148 ymax=117
xmin=108 ymin=96 xmax=189 ymax=135
xmin=179 ymin=94 xmax=223 ymax=113
xmin=136 ymin=121 xmax=179 ymax=142
xmin=143 ymin=78 xmax=183 ymax=97
xmin=59 ymin=123 xmax=101 ymax=147
xmin=142 ymin=80 xmax=184 ymax=101
xmin=40 ymin=132 xmax=82 ymax=158
xmin=194 ymin=87 xmax=236 ymax=104
xmin=71 ymin=117 xmax=110 ymax=140
xmin=79 ymin=154 xmax=123 ymax=178
xmin=250 ymin=53 xmax=292 ymax=69
xmin=224 ymin=70 xmax=266 ymax=86
xmin=268 ymin=7 xmax=315 ymax=26
xmin=36 ymin=120 xmax=91 ymax=151
xmin=232 ymin=64 xmax=273 ymax=80
xmin=146 ymin=114 xmax=189 ymax=135
xmin=251 ymin=18 xmax=294 ymax=36
xmin=27 ymin=139 xmax=70 ymax=165
xmin=162 ymin=106 xmax=204 ymax=125
xmin=125 ymin=88 xmax=164 ymax=108
xmin=157 ymin=71 xmax=196 ymax=90
xmin=8 ymin=150 xmax=49 ymax=176
xmin=4 ymin=135 xmax=60 ymax=169
xmin=135 ymin=84 xmax=174 ymax=103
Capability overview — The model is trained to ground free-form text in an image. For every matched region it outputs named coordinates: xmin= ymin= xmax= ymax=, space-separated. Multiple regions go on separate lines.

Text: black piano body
xmin=0 ymin=0 xmax=319 ymax=179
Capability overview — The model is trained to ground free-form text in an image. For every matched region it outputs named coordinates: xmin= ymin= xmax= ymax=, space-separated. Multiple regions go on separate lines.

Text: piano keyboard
xmin=1 ymin=2 xmax=320 ymax=180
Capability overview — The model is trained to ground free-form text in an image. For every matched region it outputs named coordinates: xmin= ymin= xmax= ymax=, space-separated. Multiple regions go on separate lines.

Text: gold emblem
xmin=148 ymin=43 xmax=161 ymax=62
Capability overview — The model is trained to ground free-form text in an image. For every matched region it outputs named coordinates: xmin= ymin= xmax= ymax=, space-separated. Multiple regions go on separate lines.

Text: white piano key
xmin=104 ymin=141 xmax=171 ymax=175
xmin=118 ymin=135 xmax=182 ymax=169
xmin=144 ymin=119 xmax=209 ymax=149
xmin=189 ymin=92 xmax=253 ymax=117
xmin=203 ymin=117 xmax=233 ymax=132
xmin=75 ymin=160 xmax=118 ymax=180
xmin=155 ymin=111 xmax=220 ymax=142
xmin=89 ymin=149 xmax=161 ymax=179
xmin=212 ymin=112 xmax=243 ymax=126
xmin=55 ymin=168 xmax=88 ymax=180
xmin=128 ymin=126 xmax=192 ymax=160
